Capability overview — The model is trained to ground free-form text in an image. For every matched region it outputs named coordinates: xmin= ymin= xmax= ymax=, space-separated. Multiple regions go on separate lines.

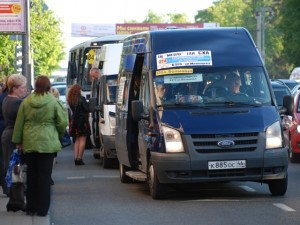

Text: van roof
xmin=123 ymin=27 xmax=263 ymax=70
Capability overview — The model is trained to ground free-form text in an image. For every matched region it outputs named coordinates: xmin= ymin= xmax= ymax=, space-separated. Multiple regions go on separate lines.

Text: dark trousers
xmin=25 ymin=152 xmax=55 ymax=215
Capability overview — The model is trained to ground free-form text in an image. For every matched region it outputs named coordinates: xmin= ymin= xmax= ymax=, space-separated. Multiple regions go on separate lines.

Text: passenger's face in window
xmin=156 ymin=84 xmax=166 ymax=99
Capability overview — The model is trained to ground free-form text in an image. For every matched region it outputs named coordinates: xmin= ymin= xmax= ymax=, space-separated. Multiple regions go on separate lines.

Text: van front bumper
xmin=150 ymin=148 xmax=288 ymax=184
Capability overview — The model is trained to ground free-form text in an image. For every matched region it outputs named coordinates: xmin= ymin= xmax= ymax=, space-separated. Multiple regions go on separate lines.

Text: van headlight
xmin=266 ymin=121 xmax=282 ymax=149
xmin=162 ymin=126 xmax=184 ymax=153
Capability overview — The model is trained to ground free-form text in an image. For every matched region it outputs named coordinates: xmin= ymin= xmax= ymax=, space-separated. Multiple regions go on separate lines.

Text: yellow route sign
xmin=87 ymin=49 xmax=95 ymax=64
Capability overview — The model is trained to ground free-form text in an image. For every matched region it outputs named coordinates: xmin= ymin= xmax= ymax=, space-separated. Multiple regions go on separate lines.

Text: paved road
xmin=50 ymin=146 xmax=300 ymax=225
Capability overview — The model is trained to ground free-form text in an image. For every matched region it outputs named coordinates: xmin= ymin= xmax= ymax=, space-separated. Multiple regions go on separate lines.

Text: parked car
xmin=51 ymin=82 xmax=67 ymax=87
xmin=291 ymin=84 xmax=300 ymax=96
xmin=51 ymin=83 xmax=67 ymax=105
xmin=289 ymin=90 xmax=300 ymax=162
xmin=272 ymin=79 xmax=299 ymax=91
xmin=271 ymin=80 xmax=293 ymax=151
xmin=271 ymin=80 xmax=293 ymax=107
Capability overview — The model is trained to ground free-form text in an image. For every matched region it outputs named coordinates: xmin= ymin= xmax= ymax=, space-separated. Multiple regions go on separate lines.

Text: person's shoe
xmin=75 ymin=158 xmax=85 ymax=165
xmin=37 ymin=212 xmax=48 ymax=217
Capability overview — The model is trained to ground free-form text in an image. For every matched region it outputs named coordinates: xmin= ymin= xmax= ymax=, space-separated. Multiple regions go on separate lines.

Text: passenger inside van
xmin=178 ymin=82 xmax=203 ymax=103
xmin=155 ymin=83 xmax=166 ymax=106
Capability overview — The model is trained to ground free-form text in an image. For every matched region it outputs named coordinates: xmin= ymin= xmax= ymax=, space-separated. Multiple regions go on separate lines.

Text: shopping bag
xmin=5 ymin=149 xmax=26 ymax=212
xmin=5 ymin=149 xmax=25 ymax=188
xmin=60 ymin=130 xmax=72 ymax=148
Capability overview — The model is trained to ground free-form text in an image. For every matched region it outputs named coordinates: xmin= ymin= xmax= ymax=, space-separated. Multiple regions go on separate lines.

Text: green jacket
xmin=12 ymin=92 xmax=68 ymax=153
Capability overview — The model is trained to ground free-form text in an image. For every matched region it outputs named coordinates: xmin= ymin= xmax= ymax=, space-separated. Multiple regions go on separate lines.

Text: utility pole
xmin=255 ymin=6 xmax=273 ymax=63
xmin=22 ymin=0 xmax=31 ymax=90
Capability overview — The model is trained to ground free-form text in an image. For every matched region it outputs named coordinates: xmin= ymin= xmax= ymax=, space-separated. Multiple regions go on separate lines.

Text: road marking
xmin=67 ymin=176 xmax=86 ymax=179
xmin=93 ymin=175 xmax=119 ymax=178
xmin=239 ymin=185 xmax=256 ymax=192
xmin=188 ymin=199 xmax=250 ymax=202
xmin=273 ymin=203 xmax=296 ymax=212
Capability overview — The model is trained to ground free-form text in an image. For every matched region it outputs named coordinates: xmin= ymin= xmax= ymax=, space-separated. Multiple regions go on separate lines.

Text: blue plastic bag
xmin=60 ymin=130 xmax=72 ymax=148
xmin=5 ymin=149 xmax=23 ymax=188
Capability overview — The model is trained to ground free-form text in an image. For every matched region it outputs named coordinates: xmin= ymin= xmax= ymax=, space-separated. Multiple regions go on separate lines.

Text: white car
xmin=52 ymin=84 xmax=67 ymax=104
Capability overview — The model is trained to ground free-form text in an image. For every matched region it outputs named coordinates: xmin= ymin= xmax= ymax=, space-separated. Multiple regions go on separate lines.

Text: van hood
xmin=159 ymin=106 xmax=279 ymax=134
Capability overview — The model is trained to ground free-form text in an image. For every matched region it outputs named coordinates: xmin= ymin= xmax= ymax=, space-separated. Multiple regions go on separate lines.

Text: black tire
xmin=119 ymin=163 xmax=131 ymax=183
xmin=268 ymin=176 xmax=288 ymax=196
xmin=148 ymin=158 xmax=166 ymax=199
xmin=103 ymin=150 xmax=113 ymax=169
xmin=93 ymin=152 xmax=100 ymax=159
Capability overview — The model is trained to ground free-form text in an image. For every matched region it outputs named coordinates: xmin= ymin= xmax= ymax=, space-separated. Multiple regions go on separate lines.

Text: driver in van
xmin=227 ymin=72 xmax=246 ymax=96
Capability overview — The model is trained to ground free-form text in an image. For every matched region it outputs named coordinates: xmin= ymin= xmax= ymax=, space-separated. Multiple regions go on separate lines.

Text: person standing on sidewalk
xmin=12 ymin=75 xmax=68 ymax=216
xmin=67 ymin=84 xmax=90 ymax=166
xmin=1 ymin=74 xmax=27 ymax=196
xmin=0 ymin=82 xmax=8 ymax=195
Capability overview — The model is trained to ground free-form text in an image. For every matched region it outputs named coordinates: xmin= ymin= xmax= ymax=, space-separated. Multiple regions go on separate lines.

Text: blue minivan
xmin=115 ymin=27 xmax=293 ymax=199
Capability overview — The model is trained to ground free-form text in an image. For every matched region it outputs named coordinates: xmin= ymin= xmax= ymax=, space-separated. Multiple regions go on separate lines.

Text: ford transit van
xmin=115 ymin=28 xmax=293 ymax=199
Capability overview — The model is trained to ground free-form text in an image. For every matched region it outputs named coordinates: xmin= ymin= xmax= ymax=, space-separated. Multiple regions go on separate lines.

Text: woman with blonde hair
xmin=1 ymin=74 xmax=27 ymax=197
xmin=67 ymin=84 xmax=90 ymax=165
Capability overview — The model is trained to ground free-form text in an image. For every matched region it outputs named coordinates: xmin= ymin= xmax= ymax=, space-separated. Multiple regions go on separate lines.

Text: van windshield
xmin=153 ymin=67 xmax=271 ymax=107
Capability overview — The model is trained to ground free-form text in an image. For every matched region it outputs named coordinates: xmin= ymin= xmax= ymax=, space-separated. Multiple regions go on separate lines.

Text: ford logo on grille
xmin=217 ymin=140 xmax=235 ymax=148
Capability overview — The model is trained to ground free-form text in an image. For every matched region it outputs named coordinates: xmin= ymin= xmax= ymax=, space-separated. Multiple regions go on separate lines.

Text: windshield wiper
xmin=205 ymin=101 xmax=260 ymax=107
xmin=224 ymin=101 xmax=260 ymax=107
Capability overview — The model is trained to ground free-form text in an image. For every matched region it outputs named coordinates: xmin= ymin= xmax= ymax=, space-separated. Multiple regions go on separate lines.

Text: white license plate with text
xmin=208 ymin=160 xmax=246 ymax=170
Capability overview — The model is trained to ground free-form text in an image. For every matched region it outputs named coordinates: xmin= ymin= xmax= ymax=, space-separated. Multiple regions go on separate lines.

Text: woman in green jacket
xmin=12 ymin=75 xmax=68 ymax=216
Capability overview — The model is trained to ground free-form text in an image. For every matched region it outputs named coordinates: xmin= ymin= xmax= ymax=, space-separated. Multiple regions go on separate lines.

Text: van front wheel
xmin=148 ymin=158 xmax=166 ymax=200
xmin=119 ymin=163 xmax=131 ymax=183
xmin=268 ymin=176 xmax=288 ymax=196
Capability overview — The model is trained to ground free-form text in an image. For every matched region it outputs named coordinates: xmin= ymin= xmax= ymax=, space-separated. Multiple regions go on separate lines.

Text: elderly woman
xmin=1 ymin=74 xmax=27 ymax=196
xmin=12 ymin=75 xmax=68 ymax=216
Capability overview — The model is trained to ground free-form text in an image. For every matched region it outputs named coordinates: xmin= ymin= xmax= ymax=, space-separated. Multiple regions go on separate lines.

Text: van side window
xmin=140 ymin=73 xmax=149 ymax=115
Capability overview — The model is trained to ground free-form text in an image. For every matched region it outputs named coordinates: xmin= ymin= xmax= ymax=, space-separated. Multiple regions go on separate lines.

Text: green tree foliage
xmin=143 ymin=10 xmax=164 ymax=23
xmin=279 ymin=0 xmax=300 ymax=69
xmin=0 ymin=35 xmax=15 ymax=81
xmin=194 ymin=0 xmax=291 ymax=78
xmin=167 ymin=13 xmax=190 ymax=23
xmin=30 ymin=0 xmax=64 ymax=76
xmin=142 ymin=10 xmax=190 ymax=23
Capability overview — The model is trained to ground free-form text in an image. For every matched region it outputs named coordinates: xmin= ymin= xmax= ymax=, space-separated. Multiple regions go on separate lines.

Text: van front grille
xmin=191 ymin=132 xmax=259 ymax=153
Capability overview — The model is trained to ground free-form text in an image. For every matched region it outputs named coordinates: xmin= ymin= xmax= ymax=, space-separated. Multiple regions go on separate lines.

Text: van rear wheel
xmin=103 ymin=151 xmax=113 ymax=169
xmin=148 ymin=158 xmax=166 ymax=199
xmin=268 ymin=176 xmax=288 ymax=196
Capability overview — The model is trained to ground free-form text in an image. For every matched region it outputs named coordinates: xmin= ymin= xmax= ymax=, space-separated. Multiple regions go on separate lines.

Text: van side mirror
xmin=89 ymin=97 xmax=97 ymax=113
xmin=281 ymin=95 xmax=294 ymax=116
xmin=132 ymin=100 xmax=144 ymax=121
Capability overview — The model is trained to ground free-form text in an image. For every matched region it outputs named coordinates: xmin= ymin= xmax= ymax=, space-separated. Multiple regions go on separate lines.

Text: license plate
xmin=208 ymin=160 xmax=246 ymax=170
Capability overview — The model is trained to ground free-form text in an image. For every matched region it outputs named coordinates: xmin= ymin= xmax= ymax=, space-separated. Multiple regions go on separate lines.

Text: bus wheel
xmin=119 ymin=163 xmax=131 ymax=183
xmin=148 ymin=158 xmax=166 ymax=200
xmin=268 ymin=176 xmax=288 ymax=196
